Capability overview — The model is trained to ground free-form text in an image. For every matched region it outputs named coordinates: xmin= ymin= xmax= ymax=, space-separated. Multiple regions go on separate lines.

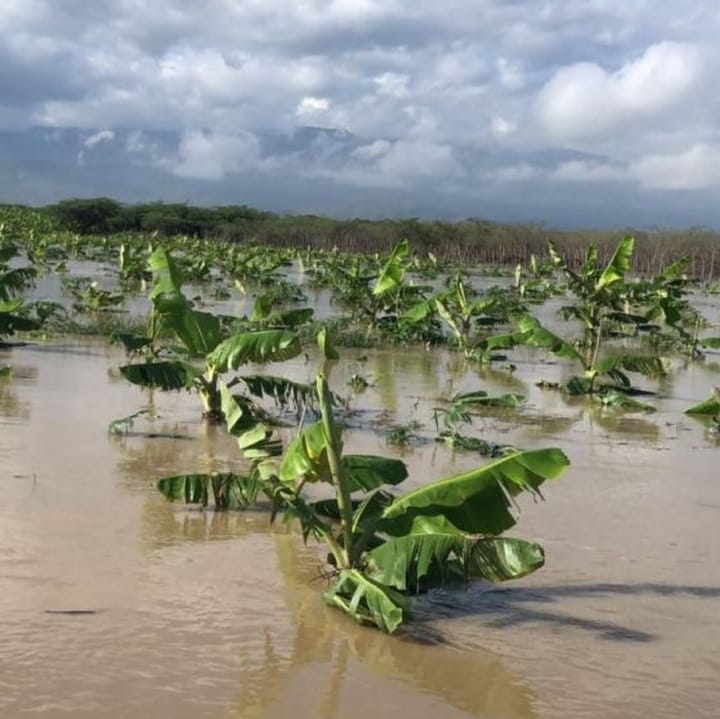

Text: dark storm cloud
xmin=1 ymin=0 xmax=719 ymax=222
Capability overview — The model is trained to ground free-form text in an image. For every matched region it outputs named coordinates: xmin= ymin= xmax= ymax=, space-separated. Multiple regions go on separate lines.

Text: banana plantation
xmin=2 ymin=204 xmax=719 ymax=718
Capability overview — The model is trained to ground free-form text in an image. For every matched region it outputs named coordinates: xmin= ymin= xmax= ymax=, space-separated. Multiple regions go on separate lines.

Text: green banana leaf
xmin=594 ymin=389 xmax=656 ymax=413
xmin=451 ymin=390 xmax=526 ymax=409
xmin=148 ymin=246 xmax=183 ymax=298
xmin=218 ymin=382 xmax=283 ymax=457
xmin=278 ymin=422 xmax=329 ymax=482
xmin=594 ymin=353 xmax=668 ymax=378
xmin=161 ymin=307 xmax=222 ymax=357
xmin=238 ymin=374 xmax=317 ymax=411
xmin=373 ymin=239 xmax=409 ymax=297
xmin=685 ymin=390 xmax=720 ymax=416
xmin=207 ymin=329 xmax=301 ymax=372
xmin=278 ymin=421 xmax=408 ymax=490
xmin=515 ymin=315 xmax=584 ymax=364
xmin=369 ymin=524 xmax=545 ymax=591
xmin=119 ymin=360 xmax=200 ymax=391
xmin=323 ymin=568 xmax=410 ymax=634
xmin=597 ymin=235 xmax=634 ymax=290
xmin=156 ymin=472 xmax=262 ymax=509
xmin=377 ymin=448 xmax=570 ymax=537
xmin=343 ymin=455 xmax=408 ymax=491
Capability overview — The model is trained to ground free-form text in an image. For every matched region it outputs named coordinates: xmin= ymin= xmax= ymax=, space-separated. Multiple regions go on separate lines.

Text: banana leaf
xmin=451 ymin=390 xmax=526 ymax=409
xmin=343 ymin=455 xmax=408 ymax=491
xmin=148 ymin=246 xmax=183 ymax=298
xmin=323 ymin=568 xmax=409 ymax=634
xmin=594 ymin=353 xmax=668 ymax=378
xmin=278 ymin=422 xmax=329 ymax=482
xmin=373 ymin=239 xmax=409 ymax=297
xmin=685 ymin=390 xmax=720 ymax=416
xmin=594 ymin=390 xmax=656 ymax=413
xmin=238 ymin=374 xmax=317 ymax=411
xmin=156 ymin=472 xmax=262 ymax=509
xmin=515 ymin=315 xmax=584 ymax=364
xmin=161 ymin=307 xmax=222 ymax=357
xmin=376 ymin=448 xmax=570 ymax=537
xmin=597 ymin=235 xmax=634 ymax=290
xmin=119 ymin=360 xmax=200 ymax=391
xmin=207 ymin=329 xmax=301 ymax=372
xmin=369 ymin=523 xmax=545 ymax=591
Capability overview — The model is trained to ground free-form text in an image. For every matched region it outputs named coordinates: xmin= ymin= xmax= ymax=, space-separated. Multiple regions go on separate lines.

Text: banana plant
xmin=117 ymin=247 xmax=303 ymax=421
xmin=476 ymin=237 xmax=669 ymax=396
xmin=271 ymin=374 xmax=570 ymax=633
xmin=330 ymin=239 xmax=419 ymax=326
xmin=404 ymin=276 xmax=525 ymax=360
xmin=0 ymin=245 xmax=40 ymax=346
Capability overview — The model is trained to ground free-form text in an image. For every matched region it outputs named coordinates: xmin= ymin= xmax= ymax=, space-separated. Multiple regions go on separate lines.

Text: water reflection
xmin=0 ymin=364 xmax=37 ymax=421
xmin=236 ymin=533 xmax=538 ymax=719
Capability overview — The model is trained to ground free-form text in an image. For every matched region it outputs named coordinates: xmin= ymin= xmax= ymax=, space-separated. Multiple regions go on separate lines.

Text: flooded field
xmin=2 ymin=337 xmax=719 ymax=719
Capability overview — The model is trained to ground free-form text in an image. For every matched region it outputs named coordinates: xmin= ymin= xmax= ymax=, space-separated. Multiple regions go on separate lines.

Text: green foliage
xmin=156 ymin=472 xmax=263 ymax=510
xmin=685 ymin=389 xmax=720 ymax=416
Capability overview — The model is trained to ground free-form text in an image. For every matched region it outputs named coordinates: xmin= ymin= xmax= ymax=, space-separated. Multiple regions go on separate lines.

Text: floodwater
xmin=1 ymin=337 xmax=719 ymax=719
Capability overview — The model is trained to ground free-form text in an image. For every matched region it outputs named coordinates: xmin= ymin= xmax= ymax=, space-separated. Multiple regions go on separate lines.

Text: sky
xmin=1 ymin=1 xmax=720 ymax=226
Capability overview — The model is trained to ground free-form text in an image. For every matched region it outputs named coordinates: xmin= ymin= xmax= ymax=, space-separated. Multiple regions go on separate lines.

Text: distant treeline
xmin=14 ymin=198 xmax=720 ymax=278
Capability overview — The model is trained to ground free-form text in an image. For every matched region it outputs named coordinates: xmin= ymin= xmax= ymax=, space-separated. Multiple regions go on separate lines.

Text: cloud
xmin=535 ymin=41 xmax=703 ymax=141
xmin=173 ymin=130 xmax=262 ymax=180
xmin=631 ymin=144 xmax=720 ymax=189
xmin=83 ymin=129 xmax=114 ymax=149
xmin=1 ymin=1 xmax=720 ymax=224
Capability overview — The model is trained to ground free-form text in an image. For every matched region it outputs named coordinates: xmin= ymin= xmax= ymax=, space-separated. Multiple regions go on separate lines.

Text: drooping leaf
xmin=342 ymin=455 xmax=408 ymax=491
xmin=377 ymin=448 xmax=570 ymax=537
xmin=594 ymin=353 xmax=668 ymax=378
xmin=597 ymin=235 xmax=634 ymax=290
xmin=369 ymin=524 xmax=545 ymax=591
xmin=156 ymin=472 xmax=261 ymax=509
xmin=119 ymin=360 xmax=200 ymax=391
xmin=111 ymin=333 xmax=152 ymax=353
xmin=452 ymin=390 xmax=526 ymax=409
xmin=207 ymin=329 xmax=301 ymax=372
xmin=594 ymin=390 xmax=656 ymax=413
xmin=685 ymin=389 xmax=720 ymax=416
xmin=373 ymin=239 xmax=409 ymax=297
xmin=323 ymin=568 xmax=409 ymax=634
xmin=515 ymin=315 xmax=584 ymax=364
xmin=238 ymin=374 xmax=317 ymax=411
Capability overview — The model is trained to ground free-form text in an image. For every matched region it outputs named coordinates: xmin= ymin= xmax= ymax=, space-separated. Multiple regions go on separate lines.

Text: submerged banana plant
xmin=117 ymin=247 xmax=304 ymax=421
xmin=273 ymin=374 xmax=570 ymax=633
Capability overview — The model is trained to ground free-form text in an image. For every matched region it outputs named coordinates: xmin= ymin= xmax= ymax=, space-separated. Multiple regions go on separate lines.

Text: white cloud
xmin=631 ymin=144 xmax=720 ymax=189
xmin=173 ymin=130 xmax=261 ymax=180
xmin=83 ymin=129 xmax=114 ymax=149
xmin=535 ymin=41 xmax=703 ymax=141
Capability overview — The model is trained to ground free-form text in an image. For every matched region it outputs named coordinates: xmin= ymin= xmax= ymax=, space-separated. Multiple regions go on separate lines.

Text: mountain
xmin=0 ymin=125 xmax=716 ymax=228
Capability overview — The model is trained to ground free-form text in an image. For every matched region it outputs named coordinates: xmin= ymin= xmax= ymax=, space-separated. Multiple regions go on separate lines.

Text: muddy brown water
xmin=1 ymin=338 xmax=719 ymax=718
